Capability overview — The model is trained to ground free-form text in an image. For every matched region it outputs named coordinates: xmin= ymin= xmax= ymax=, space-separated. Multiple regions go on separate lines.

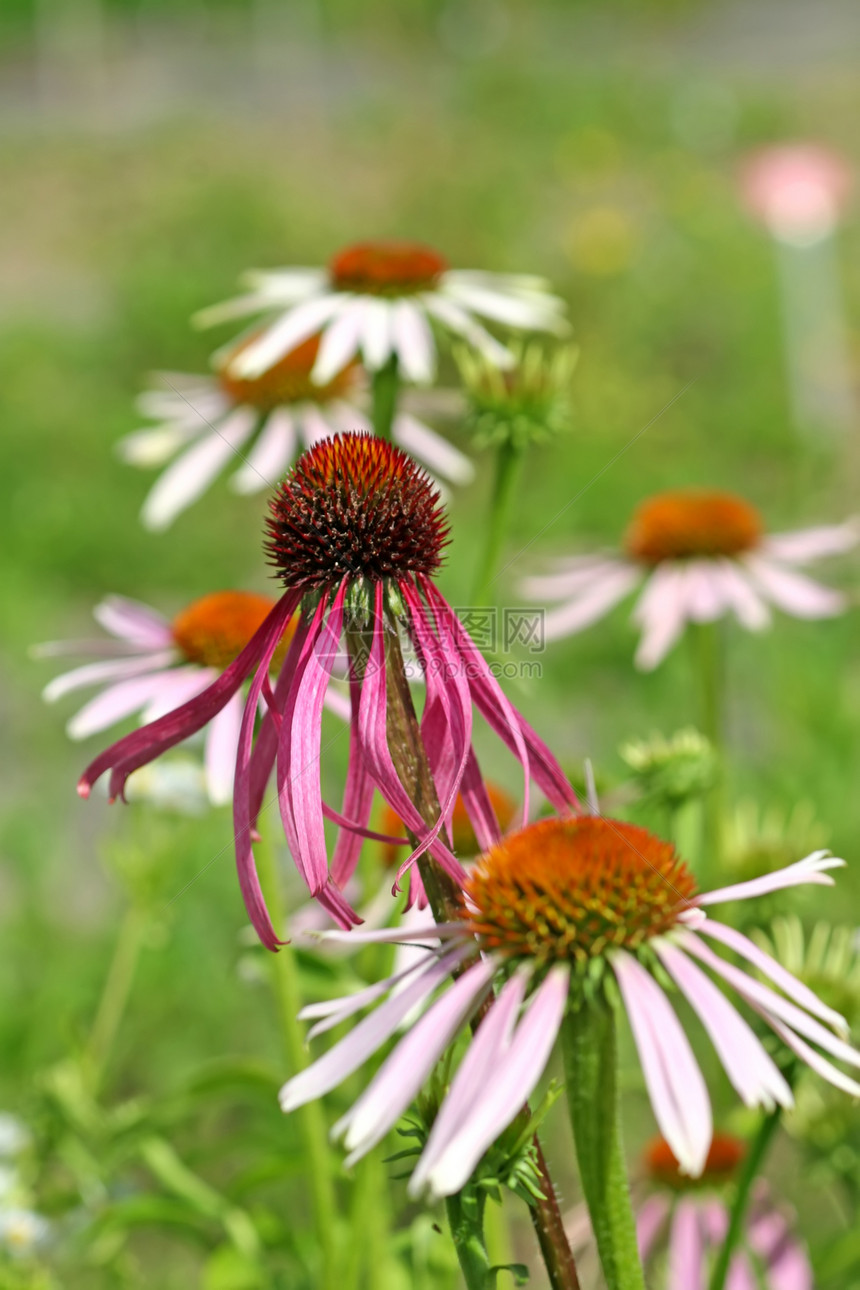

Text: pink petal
xmin=330 ymin=678 xmax=376 ymax=888
xmin=231 ymin=295 xmax=345 ymax=378
xmin=694 ymin=919 xmax=848 ymax=1034
xmin=520 ymin=555 xmax=623 ymax=600
xmin=766 ymin=1017 xmax=860 ymax=1097
xmin=394 ymin=414 xmax=474 ymax=486
xmin=311 ymin=300 xmax=367 ymax=384
xmin=684 ymin=560 xmax=729 ymax=623
xmin=712 ymin=560 xmax=771 ymax=631
xmin=696 ymin=852 xmax=843 ymax=906
xmin=336 ymin=957 xmax=496 ymax=1162
xmin=656 ymin=939 xmax=792 ymax=1109
xmin=140 ymin=408 xmax=256 ymax=530
xmin=745 ymin=555 xmax=846 ymax=618
xmin=391 ymin=301 xmax=436 ymax=384
xmin=612 ymin=951 xmax=712 ymax=1176
xmin=68 ymin=671 xmax=177 ymax=740
xmin=279 ymin=944 xmax=470 ymax=1111
xmin=543 ymin=563 xmax=641 ymax=640
xmin=725 ymin=1252 xmax=757 ymax=1290
xmin=93 ymin=595 xmax=173 ymax=648
xmin=140 ymin=667 xmax=214 ymax=724
xmin=204 ymin=690 xmax=244 ymax=805
xmin=668 ymin=1200 xmax=705 ymax=1290
xmin=637 ymin=1194 xmax=670 ymax=1262
xmin=411 ymin=965 xmax=569 ymax=1199
xmin=632 ymin=564 xmax=693 ymax=670
xmin=43 ymin=651 xmax=176 ymax=703
xmin=760 ymin=519 xmax=860 ymax=564
xmin=230 ymin=410 xmax=296 ymax=494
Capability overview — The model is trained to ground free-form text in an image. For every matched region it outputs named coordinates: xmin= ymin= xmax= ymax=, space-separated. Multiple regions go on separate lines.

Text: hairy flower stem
xmin=371 ymin=356 xmax=400 ymax=441
xmin=560 ymin=1000 xmax=646 ymax=1290
xmin=692 ymin=621 xmax=725 ymax=875
xmin=379 ymin=617 xmax=581 ymax=1290
xmin=255 ymin=827 xmax=340 ymax=1290
xmin=445 ymin=1190 xmax=494 ymax=1289
xmin=708 ymin=1098 xmax=787 ymax=1290
xmin=472 ymin=438 xmax=524 ymax=607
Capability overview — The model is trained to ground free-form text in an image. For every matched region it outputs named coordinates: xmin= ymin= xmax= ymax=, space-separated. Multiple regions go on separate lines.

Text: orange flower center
xmin=172 ymin=591 xmax=294 ymax=670
xmin=624 ymin=490 xmax=763 ymax=564
xmin=219 ymin=333 xmax=359 ymax=411
xmin=329 ymin=241 xmax=448 ymax=296
xmin=645 ymin=1134 xmax=746 ymax=1189
xmin=378 ymin=784 xmax=518 ymax=867
xmin=464 ymin=816 xmax=697 ymax=966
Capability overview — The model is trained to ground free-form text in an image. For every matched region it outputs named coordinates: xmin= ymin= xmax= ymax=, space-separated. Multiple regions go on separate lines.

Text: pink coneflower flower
xmin=119 ymin=333 xmax=474 ymax=530
xmin=566 ymin=1135 xmax=812 ymax=1290
xmin=281 ymin=815 xmax=858 ymax=1198
xmin=523 ymin=490 xmax=859 ymax=669
xmin=635 ymin=1136 xmax=812 ymax=1290
xmin=194 ymin=241 xmax=568 ymax=384
xmin=78 ymin=433 xmax=576 ymax=947
xmin=39 ymin=591 xmax=349 ymax=806
xmin=741 ymin=143 xmax=852 ymax=247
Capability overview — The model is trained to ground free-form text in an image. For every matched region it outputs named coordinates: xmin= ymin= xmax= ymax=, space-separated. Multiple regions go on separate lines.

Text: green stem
xmin=560 ymin=999 xmax=646 ymax=1290
xmin=86 ymin=905 xmax=148 ymax=1094
xmin=445 ymin=1190 xmax=493 ymax=1289
xmin=692 ymin=621 xmax=725 ymax=874
xmin=371 ymin=355 xmax=400 ymax=440
xmin=708 ymin=1102 xmax=785 ymax=1290
xmin=472 ymin=439 xmax=525 ymax=607
xmin=255 ymin=831 xmax=340 ymax=1290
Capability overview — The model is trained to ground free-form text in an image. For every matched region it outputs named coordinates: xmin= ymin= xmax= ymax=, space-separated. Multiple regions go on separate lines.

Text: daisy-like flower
xmin=194 ymin=240 xmax=568 ymax=385
xmin=522 ymin=490 xmax=859 ymax=669
xmin=280 ymin=815 xmax=858 ymax=1199
xmin=40 ymin=590 xmax=348 ymax=806
xmin=78 ymin=434 xmax=576 ymax=947
xmin=568 ymin=1135 xmax=812 ymax=1290
xmin=120 ymin=333 xmax=474 ymax=530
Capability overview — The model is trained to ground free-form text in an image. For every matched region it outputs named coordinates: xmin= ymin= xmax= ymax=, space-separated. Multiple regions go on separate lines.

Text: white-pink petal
xmin=745 ymin=555 xmax=846 ymax=618
xmin=760 ymin=518 xmax=860 ymax=564
xmin=204 ymin=690 xmax=244 ymax=805
xmin=697 ymin=852 xmax=843 ymax=906
xmin=67 ymin=671 xmax=177 ymax=740
xmin=93 ymin=595 xmax=173 ymax=648
xmin=632 ymin=563 xmax=693 ymax=670
xmin=43 ymin=651 xmax=177 ymax=703
xmin=391 ymin=300 xmax=436 ymax=383
xmin=543 ymin=563 xmax=640 ymax=640
xmin=141 ymin=408 xmax=257 ymax=530
xmin=311 ymin=300 xmax=367 ymax=384
xmin=230 ymin=411 xmax=296 ymax=493
xmin=668 ymin=1199 xmax=705 ymax=1290
xmin=394 ymin=414 xmax=475 ymax=486
xmin=230 ymin=294 xmax=345 ymax=378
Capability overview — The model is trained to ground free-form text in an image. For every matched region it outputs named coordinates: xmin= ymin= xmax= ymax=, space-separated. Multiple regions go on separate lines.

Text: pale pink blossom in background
xmin=741 ymin=144 xmax=852 ymax=246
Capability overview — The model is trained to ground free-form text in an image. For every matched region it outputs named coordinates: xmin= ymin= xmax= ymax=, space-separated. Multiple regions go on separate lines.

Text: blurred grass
xmin=2 ymin=5 xmax=860 ymax=1284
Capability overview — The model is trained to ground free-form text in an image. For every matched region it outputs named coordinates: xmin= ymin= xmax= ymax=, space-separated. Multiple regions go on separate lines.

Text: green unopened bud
xmin=456 ymin=341 xmax=577 ymax=450
xmin=620 ymin=728 xmax=717 ymax=810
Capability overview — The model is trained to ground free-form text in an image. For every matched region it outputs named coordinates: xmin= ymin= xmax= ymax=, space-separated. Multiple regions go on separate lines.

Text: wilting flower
xmin=119 ymin=334 xmax=474 ymax=530
xmin=40 ymin=591 xmax=347 ymax=805
xmin=522 ymin=490 xmax=859 ymax=668
xmin=194 ymin=241 xmax=568 ymax=384
xmin=281 ymin=815 xmax=859 ymax=1197
xmin=568 ymin=1135 xmax=812 ymax=1289
xmin=741 ymin=143 xmax=852 ymax=246
xmin=78 ymin=434 xmax=576 ymax=946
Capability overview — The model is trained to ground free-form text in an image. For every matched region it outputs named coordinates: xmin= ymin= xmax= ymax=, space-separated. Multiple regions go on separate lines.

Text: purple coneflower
xmin=39 ymin=591 xmax=348 ymax=805
xmin=194 ymin=240 xmax=568 ymax=384
xmin=78 ymin=433 xmax=576 ymax=947
xmin=119 ymin=333 xmax=474 ymax=530
xmin=281 ymin=815 xmax=857 ymax=1203
xmin=522 ymin=489 xmax=859 ymax=669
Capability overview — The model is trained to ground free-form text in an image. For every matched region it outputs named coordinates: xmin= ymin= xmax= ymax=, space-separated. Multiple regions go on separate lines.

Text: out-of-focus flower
xmin=78 ymin=434 xmax=577 ymax=947
xmin=522 ymin=490 xmax=859 ymax=669
xmin=281 ymin=815 xmax=858 ymax=1196
xmin=38 ymin=591 xmax=348 ymax=806
xmin=119 ymin=334 xmax=474 ymax=530
xmin=741 ymin=143 xmax=852 ymax=246
xmin=620 ymin=728 xmax=717 ymax=810
xmin=568 ymin=1135 xmax=813 ymax=1289
xmin=724 ymin=801 xmax=830 ymax=893
xmin=455 ymin=341 xmax=577 ymax=450
xmin=755 ymin=917 xmax=860 ymax=1038
xmin=194 ymin=241 xmax=568 ymax=384
xmin=0 ymin=1209 xmax=50 ymax=1259
xmin=0 ymin=1118 xmax=30 ymax=1161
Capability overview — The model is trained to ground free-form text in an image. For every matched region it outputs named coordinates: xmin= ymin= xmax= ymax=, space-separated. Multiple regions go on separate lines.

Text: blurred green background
xmin=2 ymin=1 xmax=860 ymax=1285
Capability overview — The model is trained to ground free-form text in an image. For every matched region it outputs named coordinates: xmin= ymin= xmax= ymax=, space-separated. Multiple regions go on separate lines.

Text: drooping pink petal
xmin=314 ymin=922 xmax=463 ymax=945
xmin=336 ymin=956 xmax=497 ymax=1164
xmin=233 ymin=294 xmax=345 ymax=379
xmin=302 ymin=949 xmax=439 ymax=1040
xmin=312 ymin=300 xmax=368 ymax=385
xmin=140 ymin=666 xmax=215 ymax=724
xmin=725 ymin=1251 xmax=757 ymax=1290
xmin=713 ymin=559 xmax=771 ymax=631
xmin=279 ymin=944 xmax=471 ymax=1111
xmin=632 ymin=564 xmax=691 ymax=670
xmin=685 ymin=560 xmax=730 ymax=623
xmin=668 ymin=1199 xmax=705 ymax=1290
xmin=745 ymin=555 xmax=846 ymax=618
xmin=68 ymin=671 xmax=180 ymax=741
xmin=765 ymin=1017 xmax=860 ymax=1097
xmin=410 ymin=964 xmax=569 ymax=1200
xmin=612 ymin=951 xmax=712 ymax=1176
xmin=694 ymin=918 xmax=848 ymax=1034
xmin=43 ymin=651 xmax=178 ymax=703
xmin=695 ymin=852 xmax=843 ymax=906
xmin=409 ymin=969 xmax=527 ymax=1195
xmin=636 ymin=1194 xmax=670 ymax=1262
xmin=458 ymin=746 xmax=503 ymax=853
xmin=655 ymin=939 xmax=792 ymax=1110
xmin=331 ymin=677 xmax=377 ymax=888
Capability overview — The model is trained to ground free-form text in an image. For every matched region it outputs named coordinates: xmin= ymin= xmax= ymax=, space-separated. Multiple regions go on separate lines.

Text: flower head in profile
xmin=78 ymin=434 xmax=576 ymax=948
xmin=194 ymin=241 xmax=568 ymax=385
xmin=522 ymin=489 xmax=859 ymax=668
xmin=569 ymin=1134 xmax=812 ymax=1290
xmin=38 ymin=592 xmax=348 ymax=806
xmin=281 ymin=815 xmax=858 ymax=1198
xmin=119 ymin=333 xmax=474 ymax=530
